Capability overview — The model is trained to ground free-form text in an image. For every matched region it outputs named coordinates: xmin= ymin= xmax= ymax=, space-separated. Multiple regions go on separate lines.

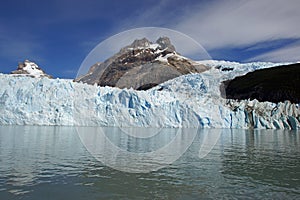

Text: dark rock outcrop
xmin=222 ymin=63 xmax=300 ymax=103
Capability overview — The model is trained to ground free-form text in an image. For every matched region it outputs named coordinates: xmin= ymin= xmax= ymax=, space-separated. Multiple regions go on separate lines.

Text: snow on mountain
xmin=10 ymin=60 xmax=52 ymax=78
xmin=154 ymin=52 xmax=175 ymax=63
xmin=23 ymin=62 xmax=43 ymax=77
xmin=74 ymin=37 xmax=207 ymax=90
xmin=0 ymin=60 xmax=299 ymax=129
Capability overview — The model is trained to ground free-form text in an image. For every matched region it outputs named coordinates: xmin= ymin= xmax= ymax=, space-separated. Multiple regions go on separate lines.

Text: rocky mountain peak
xmin=10 ymin=60 xmax=52 ymax=78
xmin=75 ymin=37 xmax=208 ymax=90
xmin=156 ymin=37 xmax=176 ymax=52
xmin=129 ymin=38 xmax=151 ymax=49
xmin=122 ymin=36 xmax=176 ymax=52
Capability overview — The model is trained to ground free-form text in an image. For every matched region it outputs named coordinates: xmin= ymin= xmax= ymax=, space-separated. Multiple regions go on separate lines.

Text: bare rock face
xmin=11 ymin=60 xmax=53 ymax=78
xmin=75 ymin=37 xmax=209 ymax=90
xmin=222 ymin=63 xmax=300 ymax=103
xmin=156 ymin=37 xmax=176 ymax=52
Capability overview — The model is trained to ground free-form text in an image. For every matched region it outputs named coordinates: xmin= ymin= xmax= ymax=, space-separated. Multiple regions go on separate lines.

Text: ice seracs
xmin=0 ymin=60 xmax=299 ymax=129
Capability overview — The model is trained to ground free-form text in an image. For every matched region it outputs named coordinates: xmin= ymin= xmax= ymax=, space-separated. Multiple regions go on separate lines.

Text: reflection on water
xmin=220 ymin=129 xmax=300 ymax=199
xmin=77 ymin=127 xmax=199 ymax=173
xmin=0 ymin=126 xmax=299 ymax=199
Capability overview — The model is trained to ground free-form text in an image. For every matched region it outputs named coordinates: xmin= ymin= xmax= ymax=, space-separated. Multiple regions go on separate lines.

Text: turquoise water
xmin=0 ymin=126 xmax=299 ymax=199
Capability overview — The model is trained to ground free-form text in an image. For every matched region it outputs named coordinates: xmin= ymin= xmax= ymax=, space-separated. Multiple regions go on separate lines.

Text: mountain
xmin=10 ymin=60 xmax=52 ymax=78
xmin=75 ymin=37 xmax=208 ymax=90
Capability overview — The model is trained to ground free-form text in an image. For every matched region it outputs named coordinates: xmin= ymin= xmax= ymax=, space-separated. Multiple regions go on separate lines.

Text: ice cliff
xmin=0 ymin=60 xmax=299 ymax=129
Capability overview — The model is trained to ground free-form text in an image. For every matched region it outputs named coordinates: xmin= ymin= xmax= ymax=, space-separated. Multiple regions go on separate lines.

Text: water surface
xmin=0 ymin=126 xmax=299 ymax=199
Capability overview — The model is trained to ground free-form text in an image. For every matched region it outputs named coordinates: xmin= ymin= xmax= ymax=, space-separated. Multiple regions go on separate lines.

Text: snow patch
xmin=23 ymin=61 xmax=44 ymax=77
xmin=155 ymin=53 xmax=174 ymax=63
xmin=149 ymin=43 xmax=160 ymax=50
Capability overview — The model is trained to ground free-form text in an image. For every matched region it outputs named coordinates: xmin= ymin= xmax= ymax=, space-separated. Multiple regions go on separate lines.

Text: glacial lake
xmin=0 ymin=126 xmax=299 ymax=199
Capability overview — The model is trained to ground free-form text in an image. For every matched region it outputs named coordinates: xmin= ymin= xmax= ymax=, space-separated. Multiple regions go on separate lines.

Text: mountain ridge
xmin=75 ymin=37 xmax=208 ymax=90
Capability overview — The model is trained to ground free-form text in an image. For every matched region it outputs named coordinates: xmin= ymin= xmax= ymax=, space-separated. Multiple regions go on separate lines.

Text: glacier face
xmin=0 ymin=60 xmax=299 ymax=129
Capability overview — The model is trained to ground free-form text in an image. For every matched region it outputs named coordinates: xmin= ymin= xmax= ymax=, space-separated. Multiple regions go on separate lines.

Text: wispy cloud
xmin=175 ymin=0 xmax=300 ymax=51
xmin=115 ymin=0 xmax=175 ymax=29
xmin=2 ymin=0 xmax=299 ymax=71
xmin=103 ymin=0 xmax=299 ymax=62
xmin=247 ymin=41 xmax=300 ymax=62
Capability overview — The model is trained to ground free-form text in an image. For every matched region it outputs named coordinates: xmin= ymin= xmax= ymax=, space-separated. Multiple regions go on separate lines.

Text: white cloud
xmin=81 ymin=0 xmax=300 ymax=63
xmin=174 ymin=0 xmax=300 ymax=50
xmin=115 ymin=0 xmax=174 ymax=29
xmin=247 ymin=42 xmax=300 ymax=62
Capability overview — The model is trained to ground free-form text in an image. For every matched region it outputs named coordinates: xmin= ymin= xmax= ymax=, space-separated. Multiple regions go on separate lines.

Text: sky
xmin=0 ymin=0 xmax=299 ymax=78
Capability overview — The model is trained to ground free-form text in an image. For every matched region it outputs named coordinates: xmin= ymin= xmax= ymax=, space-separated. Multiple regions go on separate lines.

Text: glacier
xmin=0 ymin=60 xmax=299 ymax=129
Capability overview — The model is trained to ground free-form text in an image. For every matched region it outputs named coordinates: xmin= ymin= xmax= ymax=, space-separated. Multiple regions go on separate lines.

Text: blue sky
xmin=0 ymin=0 xmax=299 ymax=78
